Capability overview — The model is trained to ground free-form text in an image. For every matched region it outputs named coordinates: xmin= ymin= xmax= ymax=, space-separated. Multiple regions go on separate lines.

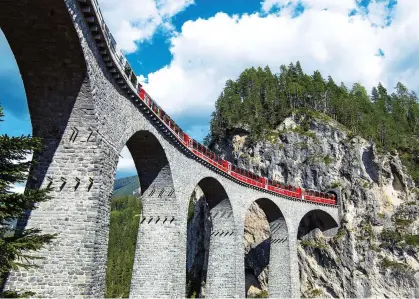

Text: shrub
xmin=324 ymin=155 xmax=333 ymax=165
xmin=380 ymin=258 xmax=410 ymax=272
xmin=330 ymin=181 xmax=341 ymax=189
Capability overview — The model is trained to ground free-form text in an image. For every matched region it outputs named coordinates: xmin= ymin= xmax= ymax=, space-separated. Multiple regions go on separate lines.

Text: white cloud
xmin=261 ymin=0 xmax=356 ymax=14
xmin=116 ymin=146 xmax=136 ymax=172
xmin=139 ymin=0 xmax=419 ymax=121
xmin=10 ymin=183 xmax=25 ymax=194
xmin=97 ymin=0 xmax=194 ymax=53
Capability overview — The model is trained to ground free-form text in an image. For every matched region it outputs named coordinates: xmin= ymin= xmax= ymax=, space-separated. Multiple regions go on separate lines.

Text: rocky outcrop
xmin=213 ymin=110 xmax=419 ymax=298
xmin=186 ymin=187 xmax=211 ymax=298
xmin=244 ymin=202 xmax=270 ymax=295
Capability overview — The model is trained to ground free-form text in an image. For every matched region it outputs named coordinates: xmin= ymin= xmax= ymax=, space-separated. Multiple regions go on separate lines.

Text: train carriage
xmin=135 ymin=84 xmax=337 ymax=207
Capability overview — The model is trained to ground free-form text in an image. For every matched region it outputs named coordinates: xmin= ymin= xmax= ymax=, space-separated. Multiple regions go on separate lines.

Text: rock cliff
xmin=211 ymin=110 xmax=419 ymax=298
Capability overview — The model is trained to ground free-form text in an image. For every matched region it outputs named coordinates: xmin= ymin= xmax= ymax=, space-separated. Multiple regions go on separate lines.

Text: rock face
xmin=244 ymin=202 xmax=270 ymax=295
xmin=212 ymin=111 xmax=419 ymax=298
xmin=186 ymin=187 xmax=211 ymax=298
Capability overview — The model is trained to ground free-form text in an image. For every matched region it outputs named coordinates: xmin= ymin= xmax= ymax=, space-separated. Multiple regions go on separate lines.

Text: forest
xmin=105 ymin=195 xmax=142 ymax=298
xmin=205 ymin=62 xmax=419 ymax=183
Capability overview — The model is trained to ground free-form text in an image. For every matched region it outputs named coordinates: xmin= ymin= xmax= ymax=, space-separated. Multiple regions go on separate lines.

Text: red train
xmin=136 ymin=84 xmax=337 ymax=206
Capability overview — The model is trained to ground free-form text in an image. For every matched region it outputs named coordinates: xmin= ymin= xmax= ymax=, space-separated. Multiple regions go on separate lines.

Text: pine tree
xmin=0 ymin=103 xmax=56 ymax=297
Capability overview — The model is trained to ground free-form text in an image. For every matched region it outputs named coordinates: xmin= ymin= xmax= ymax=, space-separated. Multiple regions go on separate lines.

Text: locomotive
xmin=137 ymin=84 xmax=337 ymax=206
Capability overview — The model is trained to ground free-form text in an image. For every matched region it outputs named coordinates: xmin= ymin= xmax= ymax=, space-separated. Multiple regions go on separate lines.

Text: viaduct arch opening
xmin=0 ymin=0 xmax=88 ymax=187
xmin=297 ymin=209 xmax=339 ymax=297
xmin=0 ymin=1 xmax=95 ymax=296
xmin=297 ymin=209 xmax=339 ymax=239
xmin=119 ymin=130 xmax=184 ymax=298
xmin=186 ymin=177 xmax=237 ymax=298
xmin=244 ymin=198 xmax=291 ymax=298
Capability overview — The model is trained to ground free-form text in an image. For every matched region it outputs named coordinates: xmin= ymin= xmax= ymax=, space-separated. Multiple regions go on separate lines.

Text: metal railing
xmin=89 ymin=0 xmax=136 ymax=90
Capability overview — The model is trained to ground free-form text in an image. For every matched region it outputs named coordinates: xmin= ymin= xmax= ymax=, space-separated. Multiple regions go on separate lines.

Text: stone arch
xmin=0 ymin=1 xmax=108 ymax=297
xmin=126 ymin=130 xmax=175 ymax=195
xmin=244 ymin=198 xmax=291 ymax=298
xmin=0 ymin=0 xmax=88 ymax=186
xmin=191 ymin=177 xmax=237 ymax=298
xmin=297 ymin=209 xmax=339 ymax=239
xmin=119 ymin=130 xmax=186 ymax=298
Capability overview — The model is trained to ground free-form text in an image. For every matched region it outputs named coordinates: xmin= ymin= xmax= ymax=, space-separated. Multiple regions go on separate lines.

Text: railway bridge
xmin=0 ymin=0 xmax=340 ymax=297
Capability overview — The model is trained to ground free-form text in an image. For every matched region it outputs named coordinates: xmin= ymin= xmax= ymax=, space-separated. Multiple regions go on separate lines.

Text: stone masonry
xmin=0 ymin=0 xmax=340 ymax=297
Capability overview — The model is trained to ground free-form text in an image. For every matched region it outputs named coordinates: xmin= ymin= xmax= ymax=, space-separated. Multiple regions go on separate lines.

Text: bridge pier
xmin=206 ymin=199 xmax=239 ymax=298
xmin=268 ymin=218 xmax=292 ymax=298
xmin=4 ymin=118 xmax=120 ymax=297
xmin=129 ymin=205 xmax=187 ymax=298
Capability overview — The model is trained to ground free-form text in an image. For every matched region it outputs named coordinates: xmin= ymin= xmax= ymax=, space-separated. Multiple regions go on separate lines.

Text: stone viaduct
xmin=0 ymin=0 xmax=340 ymax=297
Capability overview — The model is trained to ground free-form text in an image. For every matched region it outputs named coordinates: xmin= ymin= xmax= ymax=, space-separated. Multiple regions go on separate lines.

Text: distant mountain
xmin=113 ymin=175 xmax=139 ymax=197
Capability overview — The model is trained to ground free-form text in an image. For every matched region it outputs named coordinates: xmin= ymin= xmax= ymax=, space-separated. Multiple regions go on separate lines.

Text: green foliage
xmin=380 ymin=229 xmax=403 ymax=247
xmin=330 ymin=181 xmax=341 ymax=189
xmin=308 ymin=289 xmax=323 ymax=298
xmin=0 ymin=105 xmax=56 ymax=296
xmin=105 ymin=195 xmax=142 ymax=298
xmin=394 ymin=218 xmax=413 ymax=227
xmin=252 ymin=290 xmax=268 ymax=298
xmin=206 ymin=62 xmax=419 ymax=184
xmin=380 ymin=258 xmax=411 ymax=272
xmin=113 ymin=175 xmax=139 ymax=198
xmin=187 ymin=199 xmax=195 ymax=222
xmin=405 ymin=234 xmax=419 ymax=247
xmin=333 ymin=227 xmax=346 ymax=241
xmin=291 ymin=125 xmax=317 ymax=139
xmin=323 ymin=155 xmax=333 ymax=165
xmin=380 ymin=228 xmax=419 ymax=249
xmin=300 ymin=239 xmax=326 ymax=249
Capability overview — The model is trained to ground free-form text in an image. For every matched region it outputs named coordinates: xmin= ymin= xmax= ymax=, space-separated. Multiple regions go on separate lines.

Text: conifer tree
xmin=0 ymin=103 xmax=56 ymax=297
xmin=205 ymin=61 xmax=419 ymax=184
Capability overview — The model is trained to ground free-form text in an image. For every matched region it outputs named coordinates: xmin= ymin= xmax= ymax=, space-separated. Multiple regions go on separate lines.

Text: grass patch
xmin=394 ymin=218 xmax=413 ymax=228
xmin=380 ymin=229 xmax=419 ymax=248
xmin=405 ymin=234 xmax=419 ymax=247
xmin=371 ymin=244 xmax=382 ymax=252
xmin=324 ymin=155 xmax=333 ymax=165
xmin=330 ymin=181 xmax=341 ymax=189
xmin=300 ymin=239 xmax=326 ymax=249
xmin=252 ymin=290 xmax=268 ymax=298
xmin=333 ymin=227 xmax=346 ymax=241
xmin=309 ymin=289 xmax=323 ymax=298
xmin=381 ymin=258 xmax=411 ymax=272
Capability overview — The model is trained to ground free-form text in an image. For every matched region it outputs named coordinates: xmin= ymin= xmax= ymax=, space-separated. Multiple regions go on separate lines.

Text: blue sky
xmin=2 ymin=0 xmax=419 ymax=179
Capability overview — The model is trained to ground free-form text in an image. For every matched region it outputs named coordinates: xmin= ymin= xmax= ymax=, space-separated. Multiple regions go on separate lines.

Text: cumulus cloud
xmin=139 ymin=0 xmax=419 ymax=120
xmin=10 ymin=183 xmax=25 ymax=194
xmin=116 ymin=146 xmax=136 ymax=172
xmin=97 ymin=0 xmax=194 ymax=53
xmin=262 ymin=0 xmax=356 ymax=15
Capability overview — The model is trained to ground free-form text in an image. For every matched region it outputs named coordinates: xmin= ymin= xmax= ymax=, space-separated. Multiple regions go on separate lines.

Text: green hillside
xmin=113 ymin=175 xmax=139 ymax=197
